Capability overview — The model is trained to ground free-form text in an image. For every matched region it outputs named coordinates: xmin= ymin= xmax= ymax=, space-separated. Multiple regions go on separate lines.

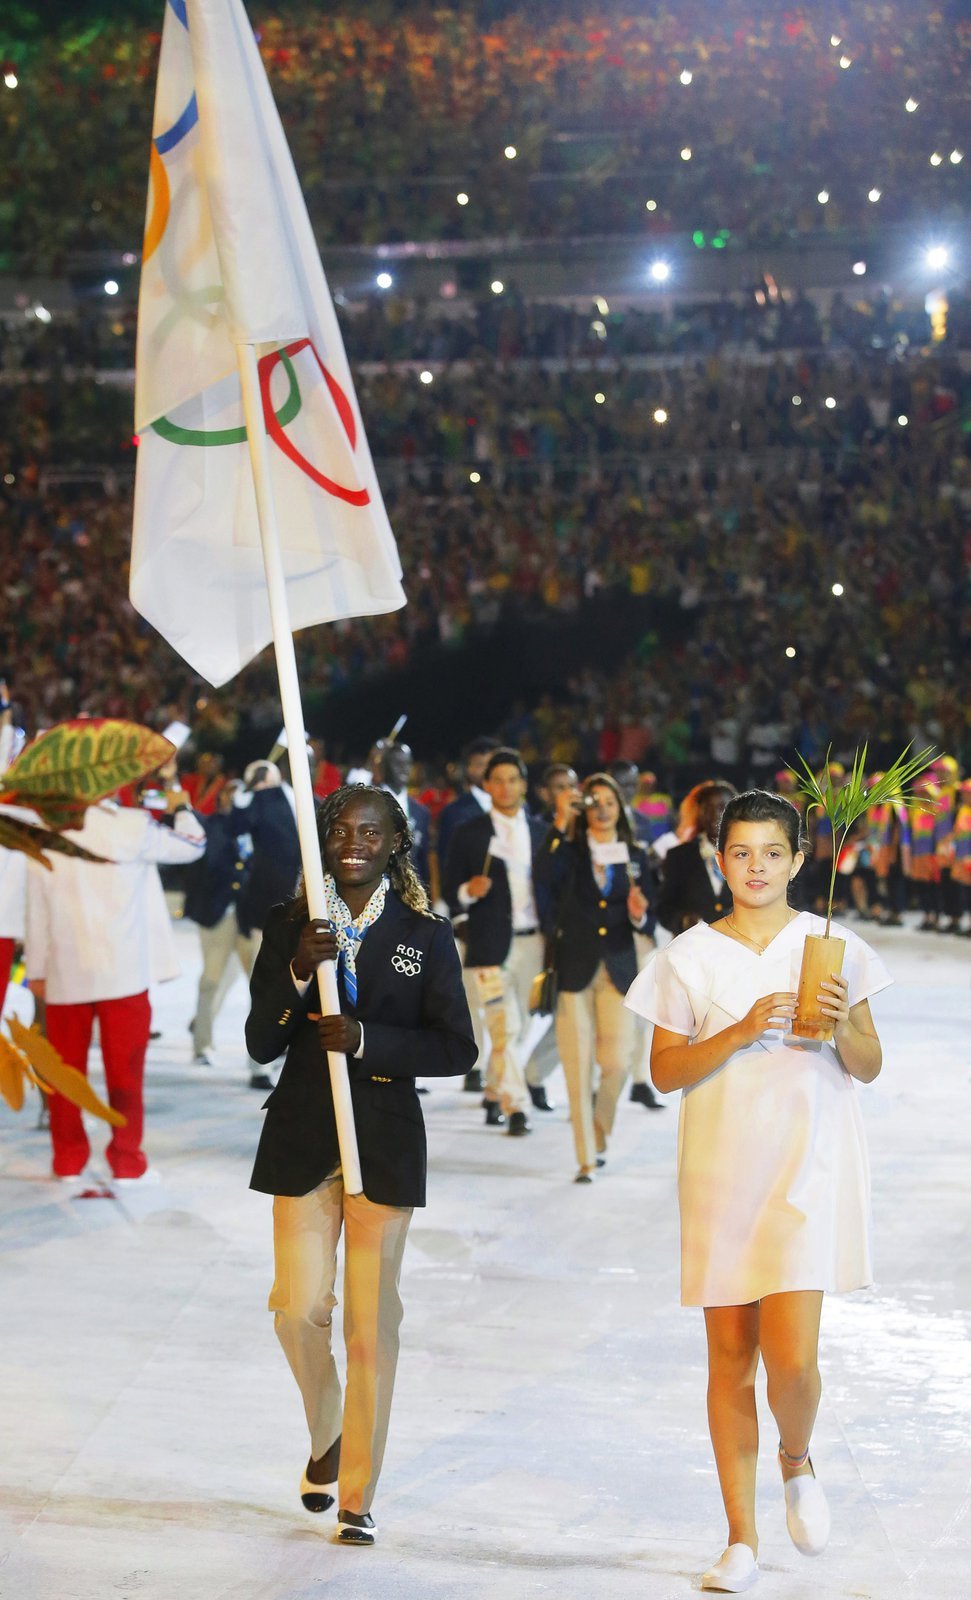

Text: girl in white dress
xmin=626 ymin=790 xmax=890 ymax=1593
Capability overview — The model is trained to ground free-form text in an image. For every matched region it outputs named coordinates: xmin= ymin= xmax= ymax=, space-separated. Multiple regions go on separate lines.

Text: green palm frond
xmin=787 ymin=742 xmax=939 ymax=934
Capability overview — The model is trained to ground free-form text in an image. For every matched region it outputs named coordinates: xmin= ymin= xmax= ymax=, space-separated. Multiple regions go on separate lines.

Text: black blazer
xmin=535 ymin=828 xmax=651 ymax=994
xmin=182 ymin=811 xmax=250 ymax=930
xmin=435 ymin=790 xmax=487 ymax=867
xmin=655 ymin=838 xmax=732 ymax=934
xmin=404 ymin=795 xmax=431 ymax=888
xmin=442 ymin=809 xmax=550 ymax=968
xmin=248 ymin=894 xmax=477 ymax=1206
xmin=236 ymin=789 xmax=302 ymax=937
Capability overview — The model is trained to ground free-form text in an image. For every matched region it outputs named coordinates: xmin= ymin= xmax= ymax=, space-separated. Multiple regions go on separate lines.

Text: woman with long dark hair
xmin=536 ymin=772 xmax=651 ymax=1182
xmin=247 ymin=785 xmax=476 ymax=1545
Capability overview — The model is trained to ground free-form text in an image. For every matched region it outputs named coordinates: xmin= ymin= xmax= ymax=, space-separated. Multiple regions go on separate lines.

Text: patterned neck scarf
xmin=322 ymin=873 xmax=388 ymax=1006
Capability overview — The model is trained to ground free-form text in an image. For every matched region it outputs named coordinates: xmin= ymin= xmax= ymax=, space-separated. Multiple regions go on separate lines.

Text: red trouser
xmin=0 ymin=937 xmax=14 ymax=1018
xmin=45 ymin=991 xmax=152 ymax=1178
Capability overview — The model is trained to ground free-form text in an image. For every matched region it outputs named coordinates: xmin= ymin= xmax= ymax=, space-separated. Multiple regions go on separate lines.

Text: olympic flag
xmin=131 ymin=0 xmax=405 ymax=688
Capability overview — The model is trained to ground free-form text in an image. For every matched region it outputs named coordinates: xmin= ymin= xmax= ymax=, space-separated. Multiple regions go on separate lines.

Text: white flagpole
xmin=236 ymin=340 xmax=363 ymax=1196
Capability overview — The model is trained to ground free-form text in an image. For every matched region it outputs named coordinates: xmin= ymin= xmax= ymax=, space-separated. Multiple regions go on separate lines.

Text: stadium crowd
xmin=1 ymin=343 xmax=967 ymax=783
xmin=4 ymin=2 xmax=970 ymax=268
xmin=6 ymin=284 xmax=971 ymax=377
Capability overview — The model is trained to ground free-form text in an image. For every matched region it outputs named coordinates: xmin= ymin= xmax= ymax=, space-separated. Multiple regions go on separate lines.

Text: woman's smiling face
xmin=323 ymin=795 xmax=398 ymax=894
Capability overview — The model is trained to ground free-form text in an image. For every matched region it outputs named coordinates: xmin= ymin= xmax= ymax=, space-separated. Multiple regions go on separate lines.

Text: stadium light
xmin=679 ymin=69 xmax=693 ymax=85
xmin=925 ymin=244 xmax=950 ymax=271
xmin=645 ymin=199 xmax=658 ymax=211
xmin=4 ymin=72 xmax=18 ymax=89
xmin=897 ymin=415 xmax=909 ymax=426
xmin=594 ymin=392 xmax=606 ymax=405
xmin=504 ymin=145 xmax=517 ymax=160
xmin=839 ymin=55 xmax=852 ymax=69
xmin=817 ymin=189 xmax=830 ymax=204
xmin=104 ymin=280 xmax=119 ymax=295
xmin=929 ymin=152 xmax=943 ymax=166
xmin=950 ymin=150 xmax=963 ymax=164
xmin=905 ymin=97 xmax=918 ymax=112
xmin=419 ymin=370 xmax=433 ymax=385
xmin=469 ymin=471 xmax=481 ymax=483
xmin=376 ymin=271 xmax=393 ymax=290
xmin=852 ymin=261 xmax=867 ymax=275
xmin=791 ymin=395 xmax=802 ymax=406
xmin=831 ymin=583 xmax=844 ymax=597
xmin=868 ymin=187 xmax=881 ymax=202
xmin=680 ymin=146 xmax=692 ymax=161
xmin=649 ymin=260 xmax=671 ymax=283
xmin=653 ymin=407 xmax=668 ymax=425
xmin=830 ymin=34 xmax=841 ymax=47
xmin=33 ymin=305 xmax=52 ymax=323
xmin=456 ymin=191 xmax=469 ymax=205
xmin=491 ymin=280 xmax=504 ymax=294
xmin=824 ymin=396 xmax=837 ymax=409
xmin=785 ymin=647 xmax=797 ymax=659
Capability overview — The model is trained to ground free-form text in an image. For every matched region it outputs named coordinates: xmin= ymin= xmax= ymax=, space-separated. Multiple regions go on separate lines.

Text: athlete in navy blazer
xmin=248 ymin=889 xmax=475 ymax=1205
xmin=246 ymin=785 xmax=476 ymax=1544
xmin=442 ymin=808 xmax=551 ymax=967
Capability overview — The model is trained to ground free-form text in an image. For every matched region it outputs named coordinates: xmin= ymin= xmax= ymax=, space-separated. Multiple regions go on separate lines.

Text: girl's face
xmin=323 ymin=796 xmax=398 ymax=894
xmin=586 ymin=783 xmax=621 ymax=832
xmin=717 ymin=820 xmax=803 ymax=910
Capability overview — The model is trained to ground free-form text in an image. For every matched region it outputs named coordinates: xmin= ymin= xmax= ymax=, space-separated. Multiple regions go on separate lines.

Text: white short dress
xmin=625 ymin=913 xmax=891 ymax=1307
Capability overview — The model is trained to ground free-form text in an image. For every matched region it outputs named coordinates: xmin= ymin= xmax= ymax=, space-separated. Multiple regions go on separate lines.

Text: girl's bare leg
xmin=703 ymin=1303 xmax=761 ymax=1553
xmin=758 ymin=1290 xmax=824 ymax=1480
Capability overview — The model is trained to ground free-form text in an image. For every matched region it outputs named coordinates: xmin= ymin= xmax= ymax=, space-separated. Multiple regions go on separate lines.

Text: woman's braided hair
xmin=289 ymin=783 xmax=432 ymax=919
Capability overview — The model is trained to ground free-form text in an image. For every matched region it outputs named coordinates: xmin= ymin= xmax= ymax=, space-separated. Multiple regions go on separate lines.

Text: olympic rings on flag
xmin=153 ymin=352 xmax=301 ymax=447
xmin=259 ymin=339 xmax=371 ymax=507
xmin=142 ymin=143 xmax=170 ymax=264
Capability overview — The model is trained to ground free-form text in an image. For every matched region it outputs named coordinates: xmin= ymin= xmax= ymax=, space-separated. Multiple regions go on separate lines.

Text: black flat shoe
xmin=483 ymin=1100 xmax=506 ymax=1126
xmin=336 ymin=1510 xmax=376 ymax=1545
xmin=629 ymin=1081 xmax=664 ymax=1109
xmin=507 ymin=1110 xmax=530 ymax=1136
xmin=250 ymin=1072 xmax=274 ymax=1091
xmin=527 ymin=1084 xmax=555 ymax=1111
xmin=463 ymin=1068 xmax=483 ymax=1093
xmin=301 ymin=1435 xmax=340 ymax=1512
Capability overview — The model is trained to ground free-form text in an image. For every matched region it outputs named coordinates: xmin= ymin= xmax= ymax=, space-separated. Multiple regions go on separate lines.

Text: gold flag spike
xmin=6 ymin=1018 xmax=126 ymax=1127
xmin=0 ymin=1034 xmax=26 ymax=1112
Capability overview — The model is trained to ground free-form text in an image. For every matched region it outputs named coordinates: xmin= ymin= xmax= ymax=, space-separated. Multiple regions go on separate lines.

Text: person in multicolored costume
xmin=865 ymin=776 xmax=911 ymax=927
xmin=908 ymin=776 xmax=945 ymax=930
xmin=932 ymin=756 xmax=962 ymax=934
xmin=949 ymin=778 xmax=971 ymax=936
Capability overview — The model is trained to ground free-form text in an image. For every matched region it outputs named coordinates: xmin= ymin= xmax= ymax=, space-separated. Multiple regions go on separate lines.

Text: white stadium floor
xmin=0 ymin=915 xmax=968 ymax=1599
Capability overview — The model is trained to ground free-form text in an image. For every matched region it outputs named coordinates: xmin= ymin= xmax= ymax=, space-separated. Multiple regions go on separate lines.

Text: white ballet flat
xmin=700 ymin=1543 xmax=759 ymax=1591
xmin=783 ymin=1465 xmax=830 ymax=1556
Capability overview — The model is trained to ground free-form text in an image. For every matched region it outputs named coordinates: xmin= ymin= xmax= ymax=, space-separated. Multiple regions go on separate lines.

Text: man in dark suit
xmin=656 ymin=781 xmax=737 ymax=934
xmin=443 ymin=748 xmax=554 ymax=1135
xmin=373 ymin=739 xmax=431 ymax=889
xmin=233 ymin=761 xmax=303 ymax=1087
xmin=433 ymin=736 xmax=498 ymax=1093
xmin=182 ymin=779 xmax=256 ymax=1067
xmin=609 ymin=759 xmax=664 ymax=1110
xmin=435 ymin=736 xmax=499 ymax=868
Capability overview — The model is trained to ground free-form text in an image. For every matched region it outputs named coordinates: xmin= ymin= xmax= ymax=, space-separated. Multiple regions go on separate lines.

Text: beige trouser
xmin=629 ymin=929 xmax=656 ymax=1085
xmin=471 ymin=931 xmax=549 ymax=1115
xmin=270 ymin=1173 xmax=413 ymax=1515
xmin=556 ymin=963 xmax=635 ymax=1171
xmin=192 ymin=909 xmax=261 ymax=1058
xmin=462 ymin=965 xmax=491 ymax=1083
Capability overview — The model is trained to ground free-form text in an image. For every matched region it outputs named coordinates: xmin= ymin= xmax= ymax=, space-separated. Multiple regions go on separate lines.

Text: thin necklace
xmin=726 ymin=909 xmax=796 ymax=953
